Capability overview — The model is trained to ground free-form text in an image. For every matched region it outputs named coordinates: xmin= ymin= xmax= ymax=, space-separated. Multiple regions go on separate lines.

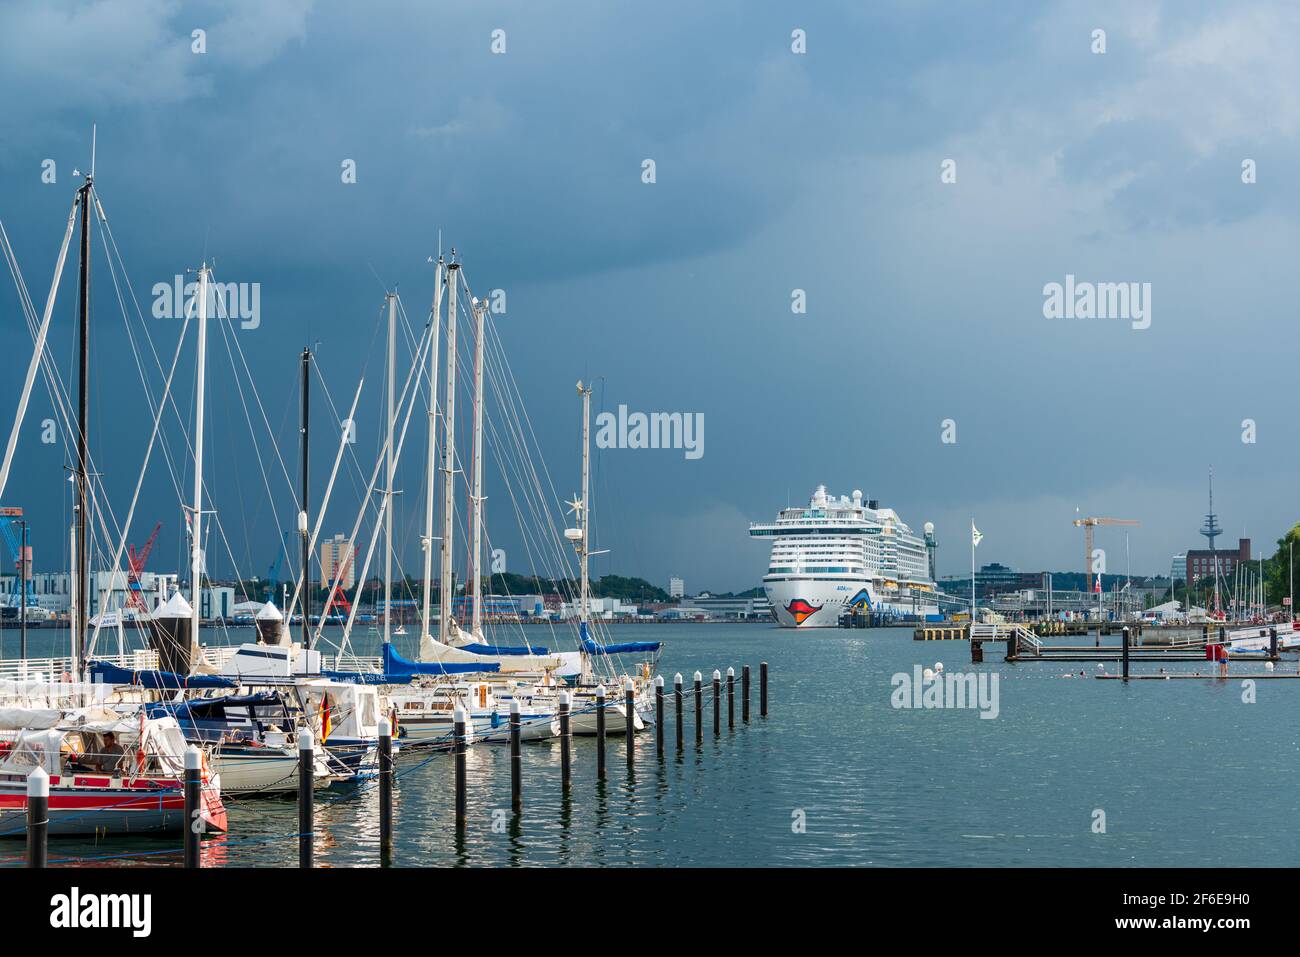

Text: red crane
xmin=126 ymin=522 xmax=163 ymax=610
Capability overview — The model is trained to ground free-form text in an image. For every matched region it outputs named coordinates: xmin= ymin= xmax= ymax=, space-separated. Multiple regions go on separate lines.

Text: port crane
xmin=0 ymin=507 xmax=32 ymax=606
xmin=124 ymin=522 xmax=162 ymax=610
xmin=1072 ymin=515 xmax=1139 ymax=586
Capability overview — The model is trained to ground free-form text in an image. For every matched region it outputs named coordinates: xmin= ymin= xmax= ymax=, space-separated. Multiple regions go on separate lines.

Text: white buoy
xmin=934 ymin=662 xmax=944 ymax=673
xmin=922 ymin=668 xmax=935 ymax=682
xmin=1265 ymin=660 xmax=1275 ymax=672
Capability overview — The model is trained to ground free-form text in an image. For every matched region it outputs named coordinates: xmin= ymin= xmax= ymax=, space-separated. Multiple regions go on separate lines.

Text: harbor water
xmin=2 ymin=621 xmax=1296 ymax=867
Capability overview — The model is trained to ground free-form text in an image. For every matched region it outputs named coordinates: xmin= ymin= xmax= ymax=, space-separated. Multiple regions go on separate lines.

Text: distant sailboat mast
xmin=73 ymin=170 xmax=93 ymax=679
xmin=438 ymin=257 xmax=460 ymax=643
xmin=384 ymin=292 xmax=396 ymax=645
xmin=470 ymin=293 xmax=486 ymax=637
xmin=190 ymin=263 xmax=210 ymax=652
xmin=420 ymin=257 xmax=444 ymax=644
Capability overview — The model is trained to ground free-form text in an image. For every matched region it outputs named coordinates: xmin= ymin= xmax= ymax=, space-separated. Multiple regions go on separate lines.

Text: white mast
xmin=470 ymin=295 xmax=486 ymax=637
xmin=438 ymin=258 xmax=460 ymax=642
xmin=190 ymin=264 xmax=209 ymax=645
xmin=579 ymin=380 xmax=591 ymax=624
xmin=384 ymin=292 xmax=396 ymax=645
xmin=421 ymin=258 xmax=445 ymax=643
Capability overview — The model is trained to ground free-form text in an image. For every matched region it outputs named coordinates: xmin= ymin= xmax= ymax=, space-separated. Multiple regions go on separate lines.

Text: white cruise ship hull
xmin=764 ymin=578 xmax=940 ymax=628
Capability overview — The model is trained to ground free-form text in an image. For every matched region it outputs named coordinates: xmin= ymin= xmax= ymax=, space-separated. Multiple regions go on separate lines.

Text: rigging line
xmin=0 ymin=198 xmax=77 ymax=501
xmin=86 ymin=309 xmax=192 ymax=658
xmin=483 ymin=316 xmax=581 ymax=639
xmin=284 ymin=374 xmax=364 ymax=639
xmin=92 ymin=219 xmax=188 ymax=525
xmin=334 ymin=316 xmax=433 ymax=655
xmin=94 ymin=197 xmax=195 ymax=506
xmin=219 ymin=288 xmax=301 ymax=512
xmin=0 ymin=216 xmax=72 ymax=480
xmin=215 ymin=296 xmax=284 ymax=593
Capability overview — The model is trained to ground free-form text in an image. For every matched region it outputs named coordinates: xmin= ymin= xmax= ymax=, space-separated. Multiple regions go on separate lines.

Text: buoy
xmin=1265 ymin=660 xmax=1275 ymax=672
xmin=934 ymin=662 xmax=944 ymax=673
xmin=922 ymin=668 xmax=935 ymax=682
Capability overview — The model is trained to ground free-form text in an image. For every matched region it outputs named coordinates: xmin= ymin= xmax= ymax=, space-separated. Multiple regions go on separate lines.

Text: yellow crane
xmin=1072 ymin=516 xmax=1139 ymax=585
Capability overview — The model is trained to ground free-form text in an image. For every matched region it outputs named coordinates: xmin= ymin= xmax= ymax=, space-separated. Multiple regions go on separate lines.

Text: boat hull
xmin=0 ymin=779 xmax=227 ymax=836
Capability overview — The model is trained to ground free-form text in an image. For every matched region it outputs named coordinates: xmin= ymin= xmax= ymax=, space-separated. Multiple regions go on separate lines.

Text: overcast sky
xmin=1 ymin=1 xmax=1298 ymax=593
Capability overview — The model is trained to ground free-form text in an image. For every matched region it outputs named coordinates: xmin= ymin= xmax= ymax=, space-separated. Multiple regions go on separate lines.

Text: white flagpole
xmin=970 ymin=518 xmax=976 ymax=621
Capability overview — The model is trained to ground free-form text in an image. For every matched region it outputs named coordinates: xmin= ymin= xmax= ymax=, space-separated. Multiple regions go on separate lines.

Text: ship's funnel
xmin=255 ymin=600 xmax=283 ymax=644
xmin=147 ymin=591 xmax=194 ymax=675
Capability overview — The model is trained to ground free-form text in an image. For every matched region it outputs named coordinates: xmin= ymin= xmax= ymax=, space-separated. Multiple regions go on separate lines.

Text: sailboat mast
xmin=470 ymin=296 xmax=486 ymax=636
xmin=438 ymin=260 xmax=460 ymax=642
xmin=579 ymin=381 xmax=591 ymax=624
xmin=191 ymin=264 xmax=210 ymax=648
xmin=421 ymin=259 xmax=445 ymax=642
xmin=300 ymin=346 xmax=312 ymax=649
xmin=384 ymin=293 xmax=396 ymax=645
xmin=73 ymin=177 xmax=92 ymax=677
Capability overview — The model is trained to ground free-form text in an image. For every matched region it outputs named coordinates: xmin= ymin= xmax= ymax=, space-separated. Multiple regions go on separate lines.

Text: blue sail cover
xmin=579 ymin=622 xmax=662 ymax=656
xmin=457 ymin=642 xmax=548 ymax=656
xmin=89 ymin=660 xmax=237 ymax=689
xmin=382 ymin=642 xmax=500 ymax=676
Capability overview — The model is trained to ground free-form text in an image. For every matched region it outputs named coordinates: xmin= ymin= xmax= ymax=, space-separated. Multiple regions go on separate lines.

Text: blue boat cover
xmin=382 ymin=642 xmax=500 ymax=676
xmin=458 ymin=642 xmax=548 ymax=656
xmin=89 ymin=660 xmax=237 ymax=689
xmin=579 ymin=623 xmax=662 ymax=656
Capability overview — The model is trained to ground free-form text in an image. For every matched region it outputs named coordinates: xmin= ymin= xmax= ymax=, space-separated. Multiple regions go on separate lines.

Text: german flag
xmin=320 ymin=696 xmax=332 ymax=742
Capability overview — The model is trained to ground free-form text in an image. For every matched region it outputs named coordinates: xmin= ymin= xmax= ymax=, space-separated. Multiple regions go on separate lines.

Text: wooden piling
xmin=726 ymin=667 xmax=735 ymax=729
xmin=510 ymin=699 xmax=522 ymax=812
xmin=378 ymin=717 xmax=393 ymax=863
xmin=654 ymin=675 xmax=664 ymax=757
xmin=297 ymin=728 xmax=314 ymax=868
xmin=596 ymin=685 xmax=607 ymax=781
xmin=760 ymin=661 xmax=768 ymax=718
xmin=184 ymin=745 xmax=201 ymax=869
xmin=693 ymin=671 xmax=703 ymax=745
xmin=624 ymin=679 xmax=635 ymax=769
xmin=1121 ymin=626 xmax=1130 ymax=680
xmin=742 ymin=665 xmax=750 ymax=722
xmin=674 ymin=673 xmax=683 ymax=751
xmin=453 ymin=706 xmax=467 ymax=829
xmin=712 ymin=670 xmax=721 ymax=736
xmin=558 ymin=691 xmax=572 ymax=791
xmin=26 ymin=767 xmax=47 ymax=869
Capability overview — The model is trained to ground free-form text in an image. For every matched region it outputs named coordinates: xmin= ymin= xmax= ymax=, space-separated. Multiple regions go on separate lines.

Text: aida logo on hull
xmin=845 ymin=588 xmax=872 ymax=609
xmin=784 ymin=598 xmax=822 ymax=625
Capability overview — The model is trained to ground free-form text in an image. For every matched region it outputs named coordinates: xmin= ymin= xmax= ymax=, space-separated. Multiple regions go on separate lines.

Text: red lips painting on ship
xmin=784 ymin=598 xmax=823 ymax=625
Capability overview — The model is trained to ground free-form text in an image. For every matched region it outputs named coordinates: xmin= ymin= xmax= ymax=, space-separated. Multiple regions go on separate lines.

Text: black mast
xmin=75 ymin=176 xmax=92 ymax=676
xmin=300 ymin=346 xmax=311 ymax=650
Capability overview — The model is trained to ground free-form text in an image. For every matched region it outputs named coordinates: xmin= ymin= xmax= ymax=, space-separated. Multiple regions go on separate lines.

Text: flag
xmin=971 ymin=523 xmax=983 ymax=547
xmin=1094 ymin=574 xmax=1102 ymax=594
xmin=320 ymin=696 xmax=332 ymax=742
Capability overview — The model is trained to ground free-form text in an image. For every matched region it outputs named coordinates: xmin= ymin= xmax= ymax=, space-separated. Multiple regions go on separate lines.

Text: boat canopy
xmin=89 ymin=660 xmax=237 ymax=689
xmin=383 ymin=642 xmax=499 ymax=676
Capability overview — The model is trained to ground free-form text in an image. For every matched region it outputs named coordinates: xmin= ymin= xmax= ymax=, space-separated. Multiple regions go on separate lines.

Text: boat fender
xmin=490 ymin=711 xmax=501 ymax=729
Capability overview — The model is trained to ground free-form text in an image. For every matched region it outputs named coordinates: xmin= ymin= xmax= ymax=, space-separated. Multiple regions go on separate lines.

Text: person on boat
xmin=91 ymin=732 xmax=125 ymax=773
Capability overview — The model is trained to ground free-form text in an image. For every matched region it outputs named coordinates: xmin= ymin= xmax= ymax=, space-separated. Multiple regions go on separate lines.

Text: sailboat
xmin=0 ymin=156 xmax=231 ymax=832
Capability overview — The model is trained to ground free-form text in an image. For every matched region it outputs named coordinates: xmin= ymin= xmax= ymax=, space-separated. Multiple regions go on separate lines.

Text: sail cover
xmin=579 ymin=622 xmax=662 ymax=656
xmin=383 ymin=642 xmax=499 ymax=676
xmin=458 ymin=642 xmax=548 ymax=656
xmin=89 ymin=660 xmax=237 ymax=689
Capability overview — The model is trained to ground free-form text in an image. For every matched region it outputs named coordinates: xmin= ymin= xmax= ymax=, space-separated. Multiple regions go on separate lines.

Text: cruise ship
xmin=749 ymin=486 xmax=941 ymax=628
